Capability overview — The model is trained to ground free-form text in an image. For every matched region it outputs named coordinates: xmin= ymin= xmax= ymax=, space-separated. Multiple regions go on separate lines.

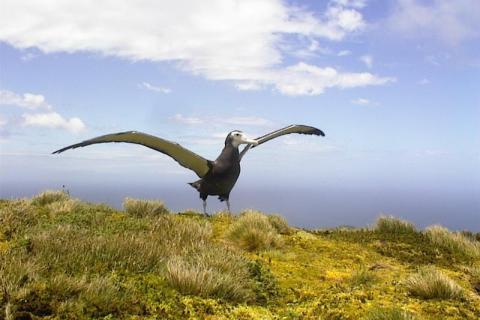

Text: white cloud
xmin=418 ymin=78 xmax=430 ymax=85
xmin=264 ymin=62 xmax=393 ymax=96
xmin=0 ymin=115 xmax=7 ymax=127
xmin=337 ymin=50 xmax=351 ymax=56
xmin=171 ymin=114 xmax=273 ymax=127
xmin=0 ymin=89 xmax=51 ymax=110
xmin=0 ymin=89 xmax=86 ymax=133
xmin=0 ymin=0 xmax=392 ymax=96
xmin=332 ymin=0 xmax=367 ymax=9
xmin=171 ymin=114 xmax=204 ymax=125
xmin=22 ymin=112 xmax=85 ymax=133
xmin=360 ymin=55 xmax=373 ymax=68
xmin=350 ymin=98 xmax=379 ymax=106
xmin=351 ymin=98 xmax=371 ymax=105
xmin=235 ymin=81 xmax=264 ymax=91
xmin=387 ymin=0 xmax=480 ymax=45
xmin=139 ymin=82 xmax=171 ymax=94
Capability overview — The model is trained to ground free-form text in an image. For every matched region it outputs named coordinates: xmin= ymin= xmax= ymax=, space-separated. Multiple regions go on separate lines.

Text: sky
xmin=0 ymin=0 xmax=479 ymax=230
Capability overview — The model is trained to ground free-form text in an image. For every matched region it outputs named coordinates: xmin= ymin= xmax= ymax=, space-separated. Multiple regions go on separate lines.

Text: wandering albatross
xmin=52 ymin=124 xmax=325 ymax=215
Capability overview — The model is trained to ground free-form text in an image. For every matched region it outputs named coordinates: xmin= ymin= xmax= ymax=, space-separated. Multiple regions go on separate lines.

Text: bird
xmin=52 ymin=124 xmax=325 ymax=215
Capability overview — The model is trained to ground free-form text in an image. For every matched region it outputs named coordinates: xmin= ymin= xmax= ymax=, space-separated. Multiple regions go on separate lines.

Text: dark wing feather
xmin=52 ymin=131 xmax=211 ymax=178
xmin=251 ymin=125 xmax=324 ymax=148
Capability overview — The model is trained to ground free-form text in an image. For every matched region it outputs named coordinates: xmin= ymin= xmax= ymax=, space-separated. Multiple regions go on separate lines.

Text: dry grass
xmin=267 ymin=214 xmax=292 ymax=235
xmin=404 ymin=266 xmax=464 ymax=300
xmin=166 ymin=246 xmax=254 ymax=302
xmin=0 ymin=199 xmax=38 ymax=241
xmin=31 ymin=190 xmax=69 ymax=206
xmin=425 ymin=225 xmax=480 ymax=259
xmin=123 ymin=197 xmax=169 ymax=217
xmin=226 ymin=211 xmax=282 ymax=251
xmin=374 ymin=215 xmax=417 ymax=235
xmin=46 ymin=199 xmax=82 ymax=215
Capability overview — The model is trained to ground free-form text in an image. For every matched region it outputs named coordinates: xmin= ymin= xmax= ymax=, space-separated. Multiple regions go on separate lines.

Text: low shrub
xmin=374 ymin=215 xmax=417 ymax=235
xmin=425 ymin=225 xmax=480 ymax=259
xmin=404 ymin=266 xmax=464 ymax=300
xmin=364 ymin=306 xmax=416 ymax=320
xmin=123 ymin=198 xmax=169 ymax=217
xmin=31 ymin=190 xmax=69 ymax=206
xmin=226 ymin=211 xmax=282 ymax=251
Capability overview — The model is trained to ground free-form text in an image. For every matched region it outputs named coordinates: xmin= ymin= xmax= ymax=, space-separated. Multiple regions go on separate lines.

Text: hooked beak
xmin=240 ymin=135 xmax=258 ymax=146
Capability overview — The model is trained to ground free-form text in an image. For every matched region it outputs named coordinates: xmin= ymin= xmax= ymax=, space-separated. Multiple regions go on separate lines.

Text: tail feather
xmin=188 ymin=181 xmax=201 ymax=192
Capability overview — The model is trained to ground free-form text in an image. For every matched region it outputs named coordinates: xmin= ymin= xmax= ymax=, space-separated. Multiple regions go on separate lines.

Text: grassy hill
xmin=1 ymin=191 xmax=479 ymax=319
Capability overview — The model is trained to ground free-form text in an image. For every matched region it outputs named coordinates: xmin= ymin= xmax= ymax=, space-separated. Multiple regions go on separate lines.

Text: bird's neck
xmin=217 ymin=144 xmax=239 ymax=162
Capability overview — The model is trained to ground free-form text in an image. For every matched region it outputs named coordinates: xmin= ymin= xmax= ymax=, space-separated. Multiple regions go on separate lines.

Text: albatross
xmin=53 ymin=124 xmax=325 ymax=215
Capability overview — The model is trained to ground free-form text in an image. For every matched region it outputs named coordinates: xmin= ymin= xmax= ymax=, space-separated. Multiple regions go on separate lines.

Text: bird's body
xmin=53 ymin=125 xmax=324 ymax=215
xmin=190 ymin=143 xmax=240 ymax=202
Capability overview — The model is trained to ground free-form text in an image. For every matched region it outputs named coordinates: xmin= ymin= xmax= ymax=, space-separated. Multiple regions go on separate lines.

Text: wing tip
xmin=314 ymin=128 xmax=325 ymax=137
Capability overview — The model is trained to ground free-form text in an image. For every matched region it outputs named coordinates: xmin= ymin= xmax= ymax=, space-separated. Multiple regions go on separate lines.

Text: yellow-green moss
xmin=1 ymin=192 xmax=479 ymax=320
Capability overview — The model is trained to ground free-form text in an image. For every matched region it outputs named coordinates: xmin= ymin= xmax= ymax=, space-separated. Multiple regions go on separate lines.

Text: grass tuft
xmin=404 ymin=266 xmax=464 ymax=300
xmin=349 ymin=267 xmax=378 ymax=287
xmin=166 ymin=246 xmax=254 ymax=302
xmin=123 ymin=197 xmax=169 ymax=217
xmin=31 ymin=190 xmax=69 ymax=206
xmin=374 ymin=215 xmax=417 ymax=235
xmin=226 ymin=210 xmax=282 ymax=251
xmin=267 ymin=214 xmax=292 ymax=235
xmin=425 ymin=225 xmax=480 ymax=259
xmin=364 ymin=306 xmax=416 ymax=320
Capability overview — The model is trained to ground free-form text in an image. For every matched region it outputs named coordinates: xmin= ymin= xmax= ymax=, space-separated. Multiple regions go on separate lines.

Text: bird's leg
xmin=202 ymin=200 xmax=209 ymax=217
xmin=226 ymin=199 xmax=231 ymax=214
xmin=239 ymin=144 xmax=253 ymax=161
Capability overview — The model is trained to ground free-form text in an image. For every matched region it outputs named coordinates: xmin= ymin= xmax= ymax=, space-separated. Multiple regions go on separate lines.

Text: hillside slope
xmin=1 ymin=191 xmax=479 ymax=319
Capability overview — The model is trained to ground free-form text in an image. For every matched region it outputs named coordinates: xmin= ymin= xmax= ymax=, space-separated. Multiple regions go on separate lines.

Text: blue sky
xmin=0 ymin=0 xmax=479 ymax=228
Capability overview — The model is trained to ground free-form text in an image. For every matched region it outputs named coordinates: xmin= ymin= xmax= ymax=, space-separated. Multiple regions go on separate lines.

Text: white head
xmin=225 ymin=130 xmax=258 ymax=148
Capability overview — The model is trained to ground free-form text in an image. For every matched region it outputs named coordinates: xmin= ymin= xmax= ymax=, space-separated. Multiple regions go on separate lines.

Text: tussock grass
xmin=123 ymin=197 xmax=169 ymax=217
xmin=374 ymin=215 xmax=417 ymax=235
xmin=0 ymin=253 xmax=39 ymax=320
xmin=227 ymin=210 xmax=282 ymax=251
xmin=31 ymin=190 xmax=69 ymax=206
xmin=349 ymin=268 xmax=378 ymax=287
xmin=404 ymin=266 xmax=464 ymax=300
xmin=365 ymin=306 xmax=416 ymax=320
xmin=31 ymin=225 xmax=168 ymax=274
xmin=267 ymin=214 xmax=292 ymax=235
xmin=0 ymin=200 xmax=37 ymax=240
xmin=17 ymin=274 xmax=143 ymax=317
xmin=425 ymin=225 xmax=480 ymax=259
xmin=31 ymin=216 xmax=212 ymax=275
xmin=46 ymin=199 xmax=81 ymax=215
xmin=166 ymin=246 xmax=254 ymax=302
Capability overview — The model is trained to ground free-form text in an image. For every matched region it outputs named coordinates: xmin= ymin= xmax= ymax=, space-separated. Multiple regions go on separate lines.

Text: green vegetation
xmin=426 ymin=225 xmax=480 ymax=259
xmin=374 ymin=215 xmax=417 ymax=235
xmin=405 ymin=266 xmax=464 ymax=300
xmin=226 ymin=210 xmax=282 ymax=251
xmin=123 ymin=197 xmax=169 ymax=217
xmin=349 ymin=267 xmax=378 ymax=287
xmin=364 ymin=306 xmax=416 ymax=320
xmin=1 ymin=191 xmax=480 ymax=319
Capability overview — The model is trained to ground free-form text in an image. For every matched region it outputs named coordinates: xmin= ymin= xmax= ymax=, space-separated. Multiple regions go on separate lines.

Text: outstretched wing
xmin=52 ymin=131 xmax=211 ymax=178
xmin=251 ymin=125 xmax=324 ymax=148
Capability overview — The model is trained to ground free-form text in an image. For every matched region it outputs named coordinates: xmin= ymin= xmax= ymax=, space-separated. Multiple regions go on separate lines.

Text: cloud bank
xmin=0 ymin=0 xmax=393 ymax=95
xmin=0 ymin=89 xmax=86 ymax=133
